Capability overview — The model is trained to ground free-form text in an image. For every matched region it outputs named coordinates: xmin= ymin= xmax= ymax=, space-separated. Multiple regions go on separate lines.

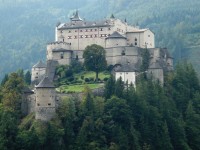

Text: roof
xmin=22 ymin=87 xmax=34 ymax=94
xmin=47 ymin=41 xmax=70 ymax=45
xmin=106 ymin=31 xmax=127 ymax=39
xmin=70 ymin=10 xmax=83 ymax=21
xmin=52 ymin=48 xmax=73 ymax=52
xmin=58 ymin=19 xmax=112 ymax=29
xmin=36 ymin=76 xmax=55 ymax=88
xmin=33 ymin=60 xmax=46 ymax=68
xmin=115 ymin=63 xmax=137 ymax=72
xmin=149 ymin=62 xmax=162 ymax=69
xmin=126 ymin=29 xmax=148 ymax=33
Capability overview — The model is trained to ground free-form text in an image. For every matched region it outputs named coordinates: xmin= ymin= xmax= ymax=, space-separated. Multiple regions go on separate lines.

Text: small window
xmin=48 ymin=103 xmax=51 ymax=106
xmin=148 ymin=35 xmax=150 ymax=37
xmin=85 ymin=29 xmax=88 ymax=32
xmin=74 ymin=36 xmax=77 ymax=39
xmin=76 ymin=55 xmax=79 ymax=60
xmin=90 ymin=29 xmax=93 ymax=31
xmin=90 ymin=35 xmax=93 ymax=38
xmin=61 ymin=30 xmax=63 ymax=33
xmin=60 ymin=53 xmax=64 ymax=59
xmin=68 ymin=36 xmax=72 ymax=39
xmin=135 ymin=42 xmax=137 ymax=46
xmin=68 ymin=31 xmax=71 ymax=33
xmin=95 ymin=29 xmax=97 ymax=31
xmin=135 ymin=38 xmax=137 ymax=41
xmin=100 ymin=28 xmax=103 ymax=31
xmin=75 ymin=30 xmax=77 ymax=32
xmin=95 ymin=34 xmax=98 ymax=37
xmin=37 ymin=103 xmax=40 ymax=106
xmin=85 ymin=35 xmax=89 ymax=38
xmin=63 ymin=38 xmax=65 ymax=42
xmin=80 ymin=30 xmax=82 ymax=32
xmin=36 ymin=72 xmax=38 ymax=75
xmin=35 ymin=76 xmax=38 ymax=79
xmin=80 ymin=35 xmax=83 ymax=38
xmin=108 ymin=28 xmax=111 ymax=30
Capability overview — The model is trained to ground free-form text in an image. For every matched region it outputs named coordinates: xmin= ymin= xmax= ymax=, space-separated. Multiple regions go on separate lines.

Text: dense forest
xmin=1 ymin=0 xmax=200 ymax=78
xmin=0 ymin=62 xmax=199 ymax=150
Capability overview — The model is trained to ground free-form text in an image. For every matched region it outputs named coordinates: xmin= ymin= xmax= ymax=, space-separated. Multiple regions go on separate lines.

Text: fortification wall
xmin=105 ymin=38 xmax=127 ymax=48
xmin=35 ymin=107 xmax=56 ymax=121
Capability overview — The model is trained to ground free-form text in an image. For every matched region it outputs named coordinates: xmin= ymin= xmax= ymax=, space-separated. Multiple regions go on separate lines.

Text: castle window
xmin=60 ymin=52 xmax=64 ymax=59
xmin=80 ymin=35 xmax=83 ymax=38
xmin=35 ymin=76 xmax=38 ymax=79
xmin=90 ymin=29 xmax=93 ymax=31
xmin=68 ymin=31 xmax=71 ymax=33
xmin=135 ymin=42 xmax=137 ymax=46
xmin=37 ymin=103 xmax=40 ymax=106
xmin=100 ymin=28 xmax=103 ymax=31
xmin=63 ymin=38 xmax=65 ymax=42
xmin=48 ymin=103 xmax=51 ymax=106
xmin=135 ymin=38 xmax=137 ymax=41
xmin=36 ymin=72 xmax=38 ymax=75
xmin=85 ymin=35 xmax=89 ymax=38
xmin=76 ymin=55 xmax=79 ymax=60
xmin=68 ymin=36 xmax=72 ymax=39
xmin=121 ymin=50 xmax=125 ymax=55
xmin=108 ymin=28 xmax=111 ymax=30
xmin=74 ymin=35 xmax=77 ymax=39
xmin=85 ymin=29 xmax=88 ymax=32
xmin=90 ymin=35 xmax=93 ymax=38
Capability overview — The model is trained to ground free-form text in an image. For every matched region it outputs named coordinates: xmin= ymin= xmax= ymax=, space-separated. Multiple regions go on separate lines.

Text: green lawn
xmin=57 ymin=83 xmax=104 ymax=93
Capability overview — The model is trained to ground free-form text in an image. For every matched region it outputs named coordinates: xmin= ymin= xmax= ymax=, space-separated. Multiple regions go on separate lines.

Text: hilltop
xmin=1 ymin=0 xmax=200 ymax=78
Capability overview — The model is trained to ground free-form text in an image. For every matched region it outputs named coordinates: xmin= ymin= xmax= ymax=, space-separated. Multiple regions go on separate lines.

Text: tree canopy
xmin=83 ymin=44 xmax=107 ymax=81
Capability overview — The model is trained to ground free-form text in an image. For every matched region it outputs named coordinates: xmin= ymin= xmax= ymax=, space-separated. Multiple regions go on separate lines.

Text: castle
xmin=23 ymin=11 xmax=173 ymax=121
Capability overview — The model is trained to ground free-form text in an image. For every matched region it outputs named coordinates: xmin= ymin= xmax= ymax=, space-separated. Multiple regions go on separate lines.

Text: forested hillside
xmin=1 ymin=0 xmax=200 ymax=78
xmin=0 ymin=62 xmax=200 ymax=149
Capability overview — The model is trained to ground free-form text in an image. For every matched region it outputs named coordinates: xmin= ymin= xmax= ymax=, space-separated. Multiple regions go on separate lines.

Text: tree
xmin=24 ymin=71 xmax=31 ymax=85
xmin=83 ymin=44 xmax=107 ymax=81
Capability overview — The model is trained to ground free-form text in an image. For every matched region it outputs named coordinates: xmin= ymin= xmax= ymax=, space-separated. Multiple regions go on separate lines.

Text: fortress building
xmin=28 ymin=11 xmax=173 ymax=121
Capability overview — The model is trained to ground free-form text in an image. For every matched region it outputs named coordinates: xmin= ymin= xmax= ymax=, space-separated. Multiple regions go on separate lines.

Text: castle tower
xmin=31 ymin=60 xmax=46 ymax=85
xmin=35 ymin=76 xmax=56 ymax=121
xmin=148 ymin=61 xmax=164 ymax=86
xmin=105 ymin=31 xmax=127 ymax=48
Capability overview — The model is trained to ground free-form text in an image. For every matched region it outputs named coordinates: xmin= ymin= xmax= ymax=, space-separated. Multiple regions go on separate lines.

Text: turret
xmin=35 ymin=76 xmax=56 ymax=121
xmin=105 ymin=31 xmax=127 ymax=48
xmin=31 ymin=60 xmax=46 ymax=85
xmin=70 ymin=10 xmax=83 ymax=22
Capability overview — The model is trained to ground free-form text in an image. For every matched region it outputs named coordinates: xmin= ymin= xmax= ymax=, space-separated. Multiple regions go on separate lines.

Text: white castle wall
xmin=126 ymin=29 xmax=154 ymax=48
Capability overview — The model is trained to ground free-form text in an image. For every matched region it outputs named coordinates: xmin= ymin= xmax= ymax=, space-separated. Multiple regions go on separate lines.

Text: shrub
xmin=68 ymin=76 xmax=74 ymax=82
xmin=85 ymin=78 xmax=89 ymax=82
xmin=104 ymin=77 xmax=109 ymax=82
